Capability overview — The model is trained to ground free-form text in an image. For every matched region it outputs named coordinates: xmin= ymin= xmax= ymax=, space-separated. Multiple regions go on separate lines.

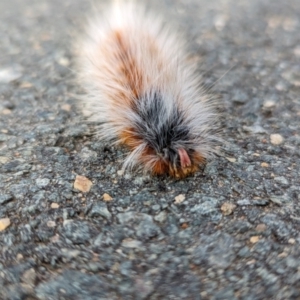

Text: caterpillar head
xmin=120 ymin=92 xmax=206 ymax=178
xmin=150 ymin=146 xmax=205 ymax=178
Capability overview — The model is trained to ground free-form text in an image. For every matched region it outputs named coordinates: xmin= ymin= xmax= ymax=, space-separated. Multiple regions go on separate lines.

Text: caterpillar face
xmin=120 ymin=92 xmax=205 ymax=178
xmin=151 ymin=146 xmax=205 ymax=178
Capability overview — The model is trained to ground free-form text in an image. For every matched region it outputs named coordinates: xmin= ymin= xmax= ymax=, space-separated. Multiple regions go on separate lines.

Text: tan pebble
xmin=278 ymin=252 xmax=288 ymax=258
xmin=250 ymin=236 xmax=260 ymax=243
xmin=270 ymin=134 xmax=284 ymax=145
xmin=221 ymin=202 xmax=236 ymax=215
xmin=103 ymin=193 xmax=113 ymax=201
xmin=288 ymin=238 xmax=296 ymax=244
xmin=19 ymin=82 xmax=33 ymax=88
xmin=74 ymin=175 xmax=93 ymax=193
xmin=174 ymin=194 xmax=185 ymax=204
xmin=0 ymin=156 xmax=10 ymax=164
xmin=117 ymin=169 xmax=124 ymax=176
xmin=51 ymin=203 xmax=59 ymax=209
xmin=61 ymin=104 xmax=71 ymax=111
xmin=226 ymin=157 xmax=236 ymax=163
xmin=1 ymin=129 xmax=8 ymax=133
xmin=2 ymin=108 xmax=12 ymax=115
xmin=16 ymin=253 xmax=24 ymax=261
xmin=47 ymin=221 xmax=56 ymax=228
xmin=263 ymin=100 xmax=275 ymax=108
xmin=256 ymin=224 xmax=267 ymax=232
xmin=261 ymin=162 xmax=269 ymax=168
xmin=0 ymin=218 xmax=11 ymax=231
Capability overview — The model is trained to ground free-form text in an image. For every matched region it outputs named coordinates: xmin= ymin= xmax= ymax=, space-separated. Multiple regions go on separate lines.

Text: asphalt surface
xmin=1 ymin=0 xmax=300 ymax=299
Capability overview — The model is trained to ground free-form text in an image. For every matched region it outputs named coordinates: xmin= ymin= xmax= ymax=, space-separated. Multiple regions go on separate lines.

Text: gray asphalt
xmin=1 ymin=0 xmax=300 ymax=299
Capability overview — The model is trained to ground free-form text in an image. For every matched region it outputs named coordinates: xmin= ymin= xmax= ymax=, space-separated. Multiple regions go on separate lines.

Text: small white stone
xmin=51 ymin=203 xmax=59 ymax=209
xmin=0 ymin=67 xmax=22 ymax=83
xmin=226 ymin=157 xmax=236 ymax=163
xmin=117 ymin=169 xmax=124 ymax=176
xmin=263 ymin=100 xmax=275 ymax=108
xmin=270 ymin=134 xmax=284 ymax=145
xmin=174 ymin=194 xmax=185 ymax=204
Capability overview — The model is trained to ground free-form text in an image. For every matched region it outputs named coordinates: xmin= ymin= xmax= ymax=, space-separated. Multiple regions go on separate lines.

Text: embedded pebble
xmin=237 ymin=199 xmax=269 ymax=206
xmin=250 ymin=236 xmax=260 ymax=243
xmin=0 ymin=66 xmax=22 ymax=83
xmin=261 ymin=162 xmax=269 ymax=167
xmin=61 ymin=104 xmax=71 ymax=111
xmin=0 ymin=156 xmax=10 ymax=164
xmin=256 ymin=224 xmax=267 ymax=232
xmin=50 ymin=203 xmax=59 ymax=209
xmin=221 ymin=202 xmax=236 ymax=215
xmin=0 ymin=218 xmax=11 ymax=231
xmin=103 ymin=193 xmax=113 ymax=201
xmin=226 ymin=157 xmax=236 ymax=163
xmin=46 ymin=221 xmax=56 ymax=228
xmin=270 ymin=134 xmax=284 ymax=145
xmin=117 ymin=169 xmax=124 ymax=176
xmin=121 ymin=238 xmax=142 ymax=249
xmin=73 ymin=175 xmax=93 ymax=193
xmin=263 ymin=100 xmax=276 ymax=108
xmin=174 ymin=194 xmax=185 ymax=204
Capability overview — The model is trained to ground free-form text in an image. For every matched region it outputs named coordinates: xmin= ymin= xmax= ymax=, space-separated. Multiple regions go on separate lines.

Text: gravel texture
xmin=1 ymin=0 xmax=300 ymax=299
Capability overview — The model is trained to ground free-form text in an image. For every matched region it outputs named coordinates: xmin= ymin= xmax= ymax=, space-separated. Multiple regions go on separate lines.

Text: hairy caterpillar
xmin=76 ymin=1 xmax=220 ymax=178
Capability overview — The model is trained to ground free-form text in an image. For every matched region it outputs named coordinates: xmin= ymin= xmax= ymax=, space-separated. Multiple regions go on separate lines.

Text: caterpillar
xmin=76 ymin=1 xmax=220 ymax=178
